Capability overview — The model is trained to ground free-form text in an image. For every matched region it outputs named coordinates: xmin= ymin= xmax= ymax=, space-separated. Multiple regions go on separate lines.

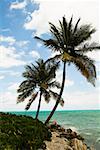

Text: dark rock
xmin=67 ymin=128 xmax=72 ymax=133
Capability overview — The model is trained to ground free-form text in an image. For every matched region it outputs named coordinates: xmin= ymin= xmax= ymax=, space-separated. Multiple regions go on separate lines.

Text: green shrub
xmin=0 ymin=112 xmax=51 ymax=150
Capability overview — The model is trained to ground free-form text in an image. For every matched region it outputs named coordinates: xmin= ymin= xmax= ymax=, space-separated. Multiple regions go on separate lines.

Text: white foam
xmin=69 ymin=126 xmax=78 ymax=132
xmin=63 ymin=125 xmax=78 ymax=132
xmin=96 ymin=137 xmax=100 ymax=143
xmin=84 ymin=132 xmax=92 ymax=135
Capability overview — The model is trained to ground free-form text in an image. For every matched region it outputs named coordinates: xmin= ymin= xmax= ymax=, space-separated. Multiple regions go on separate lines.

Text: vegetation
xmin=17 ymin=59 xmax=64 ymax=119
xmin=35 ymin=16 xmax=100 ymax=124
xmin=0 ymin=112 xmax=51 ymax=150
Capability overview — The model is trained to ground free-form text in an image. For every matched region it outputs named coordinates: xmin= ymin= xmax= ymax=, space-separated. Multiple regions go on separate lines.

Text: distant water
xmin=8 ymin=110 xmax=100 ymax=150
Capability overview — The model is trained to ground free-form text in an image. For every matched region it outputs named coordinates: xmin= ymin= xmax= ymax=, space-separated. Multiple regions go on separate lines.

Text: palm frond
xmin=25 ymin=65 xmax=34 ymax=75
xmin=41 ymin=60 xmax=60 ymax=83
xmin=45 ymin=54 xmax=61 ymax=64
xmin=35 ymin=59 xmax=44 ymax=67
xmin=49 ymin=90 xmax=64 ymax=106
xmin=76 ymin=42 xmax=100 ymax=53
xmin=71 ymin=54 xmax=96 ymax=86
xmin=18 ymin=80 xmax=29 ymax=88
xmin=49 ymin=22 xmax=63 ymax=47
xmin=46 ymin=61 xmax=60 ymax=80
xmin=22 ymin=72 xmax=33 ymax=78
xmin=25 ymin=92 xmax=38 ymax=110
xmin=43 ymin=39 xmax=60 ymax=51
xmin=23 ymin=65 xmax=37 ymax=79
xmin=73 ymin=25 xmax=96 ymax=46
xmin=66 ymin=15 xmax=73 ymax=44
xmin=17 ymin=79 xmax=36 ymax=93
xmin=59 ymin=99 xmax=64 ymax=106
xmin=68 ymin=15 xmax=73 ymax=32
xmin=17 ymin=88 xmax=34 ymax=103
xmin=60 ymin=16 xmax=68 ymax=45
xmin=43 ymin=90 xmax=51 ymax=103
xmin=35 ymin=36 xmax=60 ymax=51
xmin=48 ymin=80 xmax=61 ymax=89
xmin=73 ymin=18 xmax=81 ymax=34
xmin=34 ymin=36 xmax=45 ymax=43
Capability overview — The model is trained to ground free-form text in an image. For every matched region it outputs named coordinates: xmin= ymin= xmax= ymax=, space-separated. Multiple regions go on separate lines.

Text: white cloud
xmin=62 ymin=88 xmax=100 ymax=110
xmin=0 ymin=75 xmax=5 ymax=80
xmin=1 ymin=28 xmax=11 ymax=32
xmin=10 ymin=0 xmax=27 ymax=10
xmin=0 ymin=91 xmax=28 ymax=111
xmin=97 ymin=75 xmax=100 ymax=82
xmin=29 ymin=50 xmax=40 ymax=58
xmin=37 ymin=43 xmax=42 ymax=48
xmin=24 ymin=0 xmax=99 ymax=39
xmin=87 ymin=51 xmax=100 ymax=62
xmin=56 ymin=70 xmax=74 ymax=87
xmin=0 ymin=92 xmax=16 ymax=103
xmin=16 ymin=40 xmax=29 ymax=47
xmin=9 ymin=71 xmax=21 ymax=77
xmin=0 ymin=45 xmax=26 ymax=68
xmin=0 ymin=35 xmax=16 ymax=45
xmin=0 ymin=70 xmax=21 ymax=77
xmin=96 ymin=63 xmax=100 ymax=72
xmin=8 ymin=82 xmax=20 ymax=91
xmin=65 ymin=79 xmax=74 ymax=87
xmin=51 ymin=51 xmax=60 ymax=58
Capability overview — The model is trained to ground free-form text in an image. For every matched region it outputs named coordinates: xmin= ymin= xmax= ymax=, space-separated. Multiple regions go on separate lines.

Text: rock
xmin=45 ymin=131 xmax=88 ymax=150
xmin=71 ymin=138 xmax=87 ymax=150
xmin=71 ymin=131 xmax=77 ymax=138
xmin=60 ymin=129 xmax=79 ymax=140
xmin=89 ymin=145 xmax=95 ymax=150
xmin=48 ymin=122 xmax=66 ymax=133
xmin=77 ymin=135 xmax=84 ymax=141
xmin=67 ymin=128 xmax=73 ymax=133
xmin=45 ymin=132 xmax=72 ymax=150
xmin=46 ymin=124 xmax=89 ymax=150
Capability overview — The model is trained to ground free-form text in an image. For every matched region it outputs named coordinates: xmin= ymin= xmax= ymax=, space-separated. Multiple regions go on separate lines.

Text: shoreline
xmin=2 ymin=109 xmax=100 ymax=113
xmin=45 ymin=122 xmax=95 ymax=150
xmin=0 ymin=113 xmax=99 ymax=150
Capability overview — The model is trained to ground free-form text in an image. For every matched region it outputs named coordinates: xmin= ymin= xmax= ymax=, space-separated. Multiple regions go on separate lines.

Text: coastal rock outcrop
xmin=45 ymin=132 xmax=87 ymax=150
xmin=45 ymin=132 xmax=73 ymax=150
xmin=45 ymin=123 xmax=92 ymax=150
xmin=71 ymin=138 xmax=87 ymax=150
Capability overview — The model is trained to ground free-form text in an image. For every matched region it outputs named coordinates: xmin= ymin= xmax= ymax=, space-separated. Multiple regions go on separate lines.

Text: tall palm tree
xmin=17 ymin=59 xmax=64 ymax=119
xmin=35 ymin=16 xmax=100 ymax=124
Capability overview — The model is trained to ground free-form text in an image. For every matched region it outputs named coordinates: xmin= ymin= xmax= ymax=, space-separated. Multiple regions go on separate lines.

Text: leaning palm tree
xmin=17 ymin=59 xmax=64 ymax=119
xmin=35 ymin=16 xmax=100 ymax=124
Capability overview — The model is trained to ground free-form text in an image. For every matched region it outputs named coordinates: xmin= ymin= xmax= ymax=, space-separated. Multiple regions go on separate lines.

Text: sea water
xmin=8 ymin=110 xmax=100 ymax=150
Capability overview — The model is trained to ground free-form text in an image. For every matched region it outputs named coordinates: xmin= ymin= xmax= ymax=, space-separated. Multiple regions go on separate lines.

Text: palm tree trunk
xmin=35 ymin=90 xmax=42 ymax=119
xmin=45 ymin=61 xmax=66 ymax=125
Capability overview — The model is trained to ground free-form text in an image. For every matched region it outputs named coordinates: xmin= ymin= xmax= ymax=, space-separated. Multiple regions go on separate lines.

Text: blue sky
xmin=0 ymin=0 xmax=100 ymax=111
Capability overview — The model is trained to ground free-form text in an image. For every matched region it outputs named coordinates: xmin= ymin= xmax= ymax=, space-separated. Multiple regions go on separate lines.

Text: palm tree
xmin=17 ymin=59 xmax=64 ymax=119
xmin=35 ymin=16 xmax=100 ymax=124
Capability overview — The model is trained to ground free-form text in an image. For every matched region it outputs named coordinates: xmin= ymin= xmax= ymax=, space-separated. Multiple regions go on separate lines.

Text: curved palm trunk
xmin=45 ymin=61 xmax=66 ymax=125
xmin=35 ymin=90 xmax=42 ymax=119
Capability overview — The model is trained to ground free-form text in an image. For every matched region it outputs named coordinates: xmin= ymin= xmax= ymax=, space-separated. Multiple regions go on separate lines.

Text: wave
xmin=96 ymin=137 xmax=100 ymax=143
xmin=63 ymin=125 xmax=78 ymax=132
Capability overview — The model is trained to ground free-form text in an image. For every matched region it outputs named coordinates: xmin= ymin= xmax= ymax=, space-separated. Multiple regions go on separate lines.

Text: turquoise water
xmin=8 ymin=110 xmax=100 ymax=150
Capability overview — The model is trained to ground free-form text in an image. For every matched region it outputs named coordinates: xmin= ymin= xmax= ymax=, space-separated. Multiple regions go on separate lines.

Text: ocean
xmin=8 ymin=110 xmax=100 ymax=150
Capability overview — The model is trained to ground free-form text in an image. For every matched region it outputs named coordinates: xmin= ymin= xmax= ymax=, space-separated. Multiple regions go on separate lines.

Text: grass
xmin=0 ymin=112 xmax=51 ymax=150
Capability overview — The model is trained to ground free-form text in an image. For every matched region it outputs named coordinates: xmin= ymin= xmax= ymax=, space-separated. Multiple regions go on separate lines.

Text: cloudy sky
xmin=0 ymin=0 xmax=100 ymax=111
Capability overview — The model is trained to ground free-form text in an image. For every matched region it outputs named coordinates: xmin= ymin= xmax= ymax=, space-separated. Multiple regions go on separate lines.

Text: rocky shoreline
xmin=45 ymin=123 xmax=95 ymax=150
xmin=0 ymin=112 xmax=96 ymax=150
